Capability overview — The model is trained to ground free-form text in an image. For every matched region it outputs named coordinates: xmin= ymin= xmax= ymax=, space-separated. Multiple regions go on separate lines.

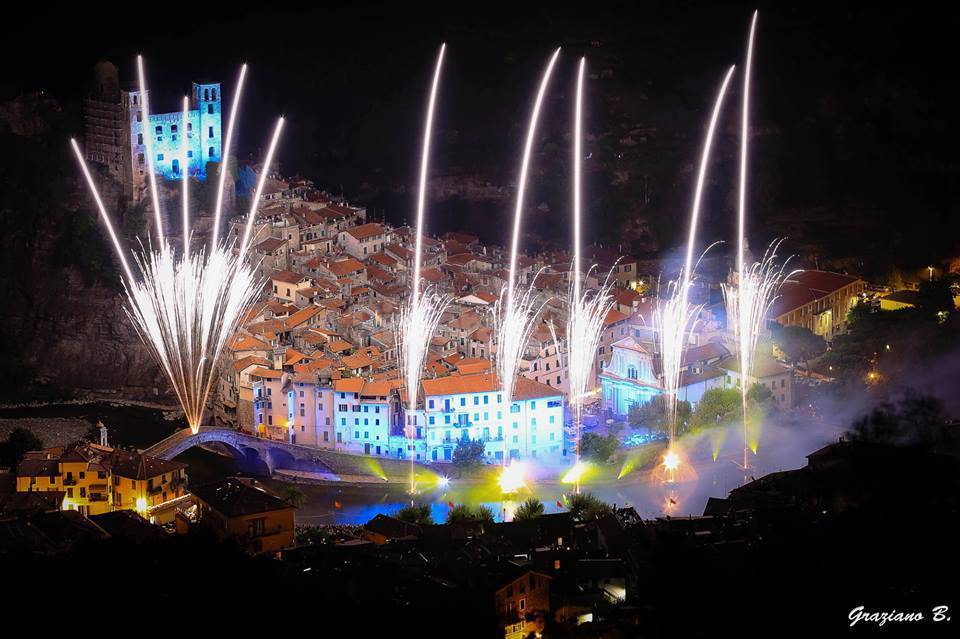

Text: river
xmin=1 ymin=402 xmax=830 ymax=525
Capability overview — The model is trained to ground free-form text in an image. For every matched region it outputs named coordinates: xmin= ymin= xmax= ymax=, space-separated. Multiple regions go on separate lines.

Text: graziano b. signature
xmin=849 ymin=605 xmax=951 ymax=627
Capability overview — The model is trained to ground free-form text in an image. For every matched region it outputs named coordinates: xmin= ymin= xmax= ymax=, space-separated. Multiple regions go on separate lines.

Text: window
xmin=211 ymin=88 xmax=217 ymax=100
xmin=155 ymin=125 xmax=162 ymax=135
xmin=137 ymin=133 xmax=143 ymax=145
xmin=208 ymin=126 xmax=214 ymax=138
xmin=157 ymin=153 xmax=164 ymax=161
xmin=204 ymin=89 xmax=209 ymax=101
xmin=209 ymin=146 xmax=215 ymax=158
xmin=208 ymin=103 xmax=214 ymax=114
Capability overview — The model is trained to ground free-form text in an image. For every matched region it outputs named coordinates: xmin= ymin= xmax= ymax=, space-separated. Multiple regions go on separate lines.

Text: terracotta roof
xmin=769 ymin=270 xmax=862 ymax=317
xmin=254 ymin=237 xmax=286 ymax=253
xmin=325 ymin=258 xmax=365 ymax=277
xmin=328 ymin=339 xmax=353 ymax=353
xmin=285 ymin=305 xmax=322 ymax=329
xmin=421 ymin=371 xmax=560 ymax=400
xmin=108 ymin=449 xmax=186 ymax=480
xmin=604 ymin=309 xmax=629 ymax=325
xmin=249 ymin=367 xmax=283 ymax=379
xmin=284 ymin=348 xmax=310 ymax=365
xmin=272 ymin=270 xmax=310 ymax=285
xmin=234 ymin=355 xmax=272 ymax=372
xmin=231 ymin=335 xmax=271 ymax=352
xmin=344 ymin=222 xmax=386 ymax=241
xmin=334 ymin=378 xmax=365 ymax=393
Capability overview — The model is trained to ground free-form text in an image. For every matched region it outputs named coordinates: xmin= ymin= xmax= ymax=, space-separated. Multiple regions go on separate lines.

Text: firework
xmin=71 ymin=60 xmax=284 ymax=433
xmin=728 ymin=12 xmax=796 ymax=471
xmin=399 ymin=44 xmax=451 ymax=493
xmin=211 ymin=64 xmax=247 ymax=249
xmin=494 ymin=48 xmax=560 ymax=462
xmin=654 ymin=66 xmax=735 ymax=465
xmin=726 ymin=241 xmax=794 ymax=466
xmin=564 ymin=58 xmax=616 ymax=492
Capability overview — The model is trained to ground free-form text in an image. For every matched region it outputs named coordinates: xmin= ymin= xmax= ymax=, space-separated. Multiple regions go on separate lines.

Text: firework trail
xmin=211 ymin=64 xmax=247 ymax=249
xmin=564 ymin=58 xmax=616 ymax=492
xmin=398 ymin=44 xmax=450 ymax=493
xmin=71 ymin=59 xmax=283 ymax=433
xmin=726 ymin=240 xmax=795 ymax=466
xmin=137 ymin=55 xmax=164 ymax=245
xmin=495 ymin=48 xmax=560 ymax=462
xmin=655 ymin=65 xmax=735 ymax=477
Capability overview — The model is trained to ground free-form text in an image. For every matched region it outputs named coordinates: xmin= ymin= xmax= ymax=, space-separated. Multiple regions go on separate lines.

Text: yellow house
xmin=15 ymin=443 xmax=188 ymax=521
xmin=17 ymin=444 xmax=114 ymax=516
xmin=109 ymin=449 xmax=189 ymax=522
xmin=191 ymin=477 xmax=295 ymax=555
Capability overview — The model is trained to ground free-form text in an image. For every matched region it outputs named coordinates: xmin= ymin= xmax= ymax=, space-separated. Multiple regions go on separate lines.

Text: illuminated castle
xmin=83 ymin=61 xmax=222 ymax=201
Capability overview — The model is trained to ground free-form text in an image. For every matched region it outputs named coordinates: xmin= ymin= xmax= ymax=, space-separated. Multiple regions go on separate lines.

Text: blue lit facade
xmin=600 ymin=337 xmax=663 ymax=417
xmin=129 ymin=81 xmax=221 ymax=182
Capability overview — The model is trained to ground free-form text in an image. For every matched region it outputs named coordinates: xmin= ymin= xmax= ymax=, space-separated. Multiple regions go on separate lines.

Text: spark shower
xmin=72 ymin=57 xmax=284 ymax=434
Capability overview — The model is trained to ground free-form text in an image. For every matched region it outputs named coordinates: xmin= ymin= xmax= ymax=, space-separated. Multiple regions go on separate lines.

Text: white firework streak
xmin=494 ymin=48 xmax=560 ymax=464
xmin=654 ymin=270 xmax=703 ymax=441
xmin=71 ymin=60 xmax=283 ymax=434
xmin=398 ymin=287 xmax=450 ymax=435
xmin=565 ymin=57 xmax=617 ymax=473
xmin=563 ymin=268 xmax=616 ymax=461
xmin=493 ymin=280 xmax=550 ymax=445
xmin=399 ymin=44 xmax=448 ymax=493
xmin=656 ymin=65 xmax=735 ymax=445
xmin=723 ymin=240 xmax=796 ymax=457
xmin=125 ymin=242 xmax=260 ymax=431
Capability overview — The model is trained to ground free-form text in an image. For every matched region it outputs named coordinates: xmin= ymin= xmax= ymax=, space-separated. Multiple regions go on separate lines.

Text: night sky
xmin=5 ymin=3 xmax=959 ymax=268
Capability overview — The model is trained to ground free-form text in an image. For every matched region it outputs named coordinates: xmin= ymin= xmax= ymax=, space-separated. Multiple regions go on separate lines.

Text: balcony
xmin=89 ymin=494 xmax=108 ymax=502
xmin=63 ymin=477 xmax=77 ymax=486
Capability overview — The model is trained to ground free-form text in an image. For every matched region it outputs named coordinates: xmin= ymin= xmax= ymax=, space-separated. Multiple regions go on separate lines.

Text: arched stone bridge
xmin=145 ymin=426 xmax=363 ymax=478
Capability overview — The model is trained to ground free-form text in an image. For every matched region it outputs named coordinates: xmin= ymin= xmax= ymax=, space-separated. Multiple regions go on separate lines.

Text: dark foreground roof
xmin=191 ymin=477 xmax=292 ymax=518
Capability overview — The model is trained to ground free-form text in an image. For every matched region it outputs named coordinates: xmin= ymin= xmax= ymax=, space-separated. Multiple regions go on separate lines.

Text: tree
xmin=396 ymin=502 xmax=434 ymax=525
xmin=580 ymin=433 xmax=619 ymax=463
xmin=915 ymin=278 xmax=955 ymax=315
xmin=513 ymin=498 xmax=545 ymax=521
xmin=746 ymin=382 xmax=774 ymax=406
xmin=771 ymin=324 xmax=827 ymax=365
xmin=452 ymin=437 xmax=485 ymax=474
xmin=446 ymin=504 xmax=494 ymax=525
xmin=282 ymin=486 xmax=306 ymax=508
xmin=0 ymin=428 xmax=43 ymax=467
xmin=848 ymin=390 xmax=953 ymax=452
xmin=567 ymin=492 xmax=612 ymax=521
xmin=689 ymin=388 xmax=742 ymax=431
xmin=630 ymin=396 xmax=690 ymax=434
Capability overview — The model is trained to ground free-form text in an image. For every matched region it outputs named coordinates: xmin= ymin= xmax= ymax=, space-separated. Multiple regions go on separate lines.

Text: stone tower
xmin=193 ymin=81 xmax=222 ymax=174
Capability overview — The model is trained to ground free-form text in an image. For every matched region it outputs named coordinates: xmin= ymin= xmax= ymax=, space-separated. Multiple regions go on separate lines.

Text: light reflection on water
xmin=270 ymin=444 xmax=781 ymax=526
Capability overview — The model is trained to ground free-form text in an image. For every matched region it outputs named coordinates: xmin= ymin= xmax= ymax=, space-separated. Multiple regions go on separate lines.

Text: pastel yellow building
xmin=15 ymin=443 xmax=188 ymax=521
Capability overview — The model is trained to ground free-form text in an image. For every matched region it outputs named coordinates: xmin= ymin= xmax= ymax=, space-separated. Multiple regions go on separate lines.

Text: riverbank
xmin=0 ymin=418 xmax=92 ymax=449
xmin=0 ymin=401 xmax=187 ymax=449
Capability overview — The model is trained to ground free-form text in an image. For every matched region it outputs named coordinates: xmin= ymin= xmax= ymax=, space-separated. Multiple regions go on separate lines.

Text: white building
xmin=412 ymin=372 xmax=565 ymax=464
xmin=599 ymin=337 xmax=662 ymax=417
xmin=332 ymin=378 xmax=397 ymax=456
